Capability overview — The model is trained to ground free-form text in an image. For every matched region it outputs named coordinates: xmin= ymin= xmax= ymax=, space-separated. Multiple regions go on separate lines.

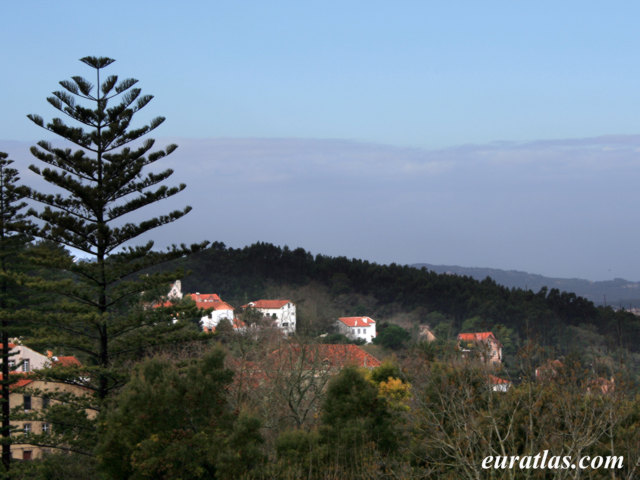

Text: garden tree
xmin=25 ymin=56 xmax=208 ymax=401
xmin=408 ymin=356 xmax=627 ymax=480
xmin=319 ymin=366 xmax=400 ymax=473
xmin=373 ymin=322 xmax=411 ymax=350
xmin=0 ymin=153 xmax=31 ymax=473
xmin=261 ymin=340 xmax=334 ymax=430
xmin=96 ymin=348 xmax=264 ymax=480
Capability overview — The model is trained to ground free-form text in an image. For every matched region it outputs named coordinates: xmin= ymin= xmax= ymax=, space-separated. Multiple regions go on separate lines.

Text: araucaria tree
xmin=26 ymin=56 xmax=206 ymax=401
xmin=0 ymin=152 xmax=30 ymax=472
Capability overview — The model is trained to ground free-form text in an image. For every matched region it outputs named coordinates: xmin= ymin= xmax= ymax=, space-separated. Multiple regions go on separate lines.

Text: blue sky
xmin=2 ymin=2 xmax=640 ymax=280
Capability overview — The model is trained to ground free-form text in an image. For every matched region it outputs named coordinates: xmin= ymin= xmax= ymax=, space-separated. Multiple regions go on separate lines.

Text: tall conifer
xmin=0 ymin=152 xmax=30 ymax=472
xmin=26 ymin=57 xmax=207 ymax=401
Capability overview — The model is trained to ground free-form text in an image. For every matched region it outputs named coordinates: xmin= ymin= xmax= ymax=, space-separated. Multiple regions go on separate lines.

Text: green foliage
xmin=369 ymin=360 xmax=405 ymax=384
xmin=96 ymin=348 xmax=263 ymax=480
xmin=373 ymin=323 xmax=411 ymax=350
xmin=8 ymin=452 xmax=101 ymax=480
xmin=25 ymin=56 xmax=208 ymax=402
xmin=319 ymin=333 xmax=364 ymax=345
xmin=0 ymin=152 xmax=32 ymax=472
xmin=320 ymin=367 xmax=399 ymax=465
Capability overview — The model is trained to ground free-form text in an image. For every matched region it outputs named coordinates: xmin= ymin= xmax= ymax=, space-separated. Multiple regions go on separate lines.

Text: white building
xmin=1 ymin=342 xmax=50 ymax=373
xmin=242 ymin=300 xmax=296 ymax=334
xmin=337 ymin=316 xmax=377 ymax=343
xmin=187 ymin=293 xmax=235 ymax=330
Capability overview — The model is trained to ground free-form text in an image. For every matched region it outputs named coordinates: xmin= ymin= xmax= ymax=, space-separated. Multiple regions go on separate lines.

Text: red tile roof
xmin=53 ymin=356 xmax=82 ymax=367
xmin=0 ymin=374 xmax=34 ymax=390
xmin=457 ymin=332 xmax=497 ymax=342
xmin=338 ymin=316 xmax=376 ymax=328
xmin=488 ymin=374 xmax=511 ymax=385
xmin=243 ymin=299 xmax=291 ymax=309
xmin=187 ymin=293 xmax=234 ymax=311
xmin=0 ymin=344 xmax=17 ymax=349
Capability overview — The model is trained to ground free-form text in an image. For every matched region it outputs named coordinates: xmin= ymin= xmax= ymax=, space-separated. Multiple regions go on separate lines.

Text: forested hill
xmin=414 ymin=263 xmax=640 ymax=307
xmin=168 ymin=242 xmax=640 ymax=356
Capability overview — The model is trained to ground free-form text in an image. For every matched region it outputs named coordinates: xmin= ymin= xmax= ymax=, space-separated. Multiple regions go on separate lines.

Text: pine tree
xmin=26 ymin=57 xmax=207 ymax=401
xmin=0 ymin=152 xmax=30 ymax=472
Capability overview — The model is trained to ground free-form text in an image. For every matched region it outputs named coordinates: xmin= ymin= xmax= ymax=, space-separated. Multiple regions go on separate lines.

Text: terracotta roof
xmin=0 ymin=344 xmax=17 ymax=349
xmin=0 ymin=374 xmax=34 ymax=390
xmin=338 ymin=316 xmax=376 ymax=328
xmin=53 ymin=356 xmax=82 ymax=367
xmin=243 ymin=299 xmax=291 ymax=309
xmin=488 ymin=374 xmax=511 ymax=385
xmin=187 ymin=293 xmax=234 ymax=311
xmin=457 ymin=332 xmax=497 ymax=342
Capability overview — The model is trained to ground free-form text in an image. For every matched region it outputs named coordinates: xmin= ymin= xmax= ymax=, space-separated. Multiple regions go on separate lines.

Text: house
xmin=488 ymin=374 xmax=511 ymax=392
xmin=418 ymin=325 xmax=437 ymax=342
xmin=6 ymin=374 xmax=94 ymax=460
xmin=337 ymin=316 xmax=377 ymax=343
xmin=457 ymin=332 xmax=503 ymax=364
xmin=167 ymin=280 xmax=184 ymax=301
xmin=187 ymin=293 xmax=235 ymax=330
xmin=0 ymin=342 xmax=50 ymax=373
xmin=242 ymin=300 xmax=297 ymax=334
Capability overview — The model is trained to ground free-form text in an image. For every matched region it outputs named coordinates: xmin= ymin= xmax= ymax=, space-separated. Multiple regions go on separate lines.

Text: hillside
xmin=413 ymin=263 xmax=640 ymax=308
xmin=166 ymin=242 xmax=640 ymax=371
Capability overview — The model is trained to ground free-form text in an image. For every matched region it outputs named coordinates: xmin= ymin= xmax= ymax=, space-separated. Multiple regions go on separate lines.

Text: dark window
xmin=23 ymin=395 xmax=31 ymax=411
xmin=42 ymin=396 xmax=50 ymax=409
xmin=23 ymin=451 xmax=32 ymax=461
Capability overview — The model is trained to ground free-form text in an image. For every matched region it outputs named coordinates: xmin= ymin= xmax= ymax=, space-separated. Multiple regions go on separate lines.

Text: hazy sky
xmin=2 ymin=2 xmax=640 ymax=280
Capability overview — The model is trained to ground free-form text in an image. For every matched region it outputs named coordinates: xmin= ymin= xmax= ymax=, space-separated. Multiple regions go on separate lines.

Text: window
xmin=42 ymin=396 xmax=50 ymax=409
xmin=21 ymin=359 xmax=30 ymax=372
xmin=42 ymin=423 xmax=50 ymax=434
xmin=23 ymin=395 xmax=31 ymax=411
xmin=23 ymin=451 xmax=32 ymax=461
xmin=23 ymin=423 xmax=31 ymax=435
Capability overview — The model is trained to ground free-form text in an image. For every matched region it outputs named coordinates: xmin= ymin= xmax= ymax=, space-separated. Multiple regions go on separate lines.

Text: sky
xmin=2 ymin=1 xmax=640 ymax=281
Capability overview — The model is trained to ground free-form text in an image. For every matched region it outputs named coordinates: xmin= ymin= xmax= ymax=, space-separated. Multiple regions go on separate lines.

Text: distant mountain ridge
xmin=412 ymin=264 xmax=640 ymax=308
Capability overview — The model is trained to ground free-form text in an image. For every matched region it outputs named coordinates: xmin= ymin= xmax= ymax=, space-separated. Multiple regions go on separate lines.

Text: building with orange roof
xmin=488 ymin=374 xmax=511 ymax=392
xmin=457 ymin=331 xmax=503 ymax=365
xmin=187 ymin=292 xmax=235 ymax=330
xmin=242 ymin=299 xmax=297 ymax=334
xmin=337 ymin=316 xmax=377 ymax=344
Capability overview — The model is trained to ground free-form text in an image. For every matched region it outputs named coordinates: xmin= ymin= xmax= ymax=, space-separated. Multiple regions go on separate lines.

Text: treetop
xmin=79 ymin=56 xmax=115 ymax=69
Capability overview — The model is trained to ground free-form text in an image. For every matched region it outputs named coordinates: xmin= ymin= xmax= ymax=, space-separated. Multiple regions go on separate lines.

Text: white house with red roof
xmin=242 ymin=300 xmax=297 ymax=334
xmin=488 ymin=374 xmax=511 ymax=392
xmin=188 ymin=293 xmax=235 ymax=330
xmin=457 ymin=331 xmax=503 ymax=364
xmin=337 ymin=316 xmax=377 ymax=344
